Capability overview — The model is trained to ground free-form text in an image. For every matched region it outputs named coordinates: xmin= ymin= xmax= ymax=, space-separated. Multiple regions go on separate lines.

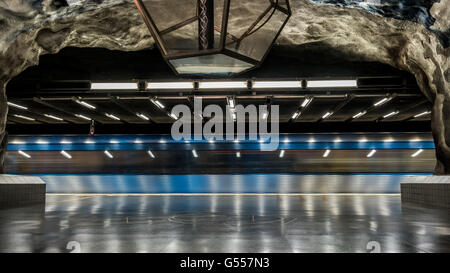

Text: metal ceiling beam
xmin=317 ymin=94 xmax=355 ymax=123
xmin=31 ymin=97 xmax=82 ymax=124
xmin=110 ymin=97 xmax=153 ymax=124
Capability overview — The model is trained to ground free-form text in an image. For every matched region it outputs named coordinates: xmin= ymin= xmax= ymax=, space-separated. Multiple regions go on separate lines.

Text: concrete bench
xmin=0 ymin=175 xmax=46 ymax=208
xmin=401 ymin=176 xmax=450 ymax=209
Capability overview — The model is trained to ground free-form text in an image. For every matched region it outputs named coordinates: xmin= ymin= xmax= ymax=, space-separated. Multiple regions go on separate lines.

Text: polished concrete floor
xmin=1 ymin=194 xmax=449 ymax=253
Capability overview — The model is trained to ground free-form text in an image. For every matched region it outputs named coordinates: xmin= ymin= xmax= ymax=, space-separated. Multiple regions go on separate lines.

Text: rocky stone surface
xmin=0 ymin=0 xmax=449 ymax=173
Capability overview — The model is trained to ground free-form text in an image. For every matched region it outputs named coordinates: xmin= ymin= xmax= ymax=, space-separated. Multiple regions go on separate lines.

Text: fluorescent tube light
xmin=414 ymin=111 xmax=431 ymax=118
xmin=279 ymin=150 xmax=285 ymax=158
xmin=301 ymin=98 xmax=311 ymax=107
xmin=105 ymin=113 xmax=120 ymax=121
xmin=91 ymin=82 xmax=137 ymax=90
xmin=18 ymin=150 xmax=31 ymax=158
xmin=147 ymin=82 xmax=194 ymax=90
xmin=148 ymin=150 xmax=155 ymax=158
xmin=307 ymin=80 xmax=357 ymax=88
xmin=137 ymin=113 xmax=149 ymax=121
xmin=60 ymin=150 xmax=72 ymax=159
xmin=367 ymin=149 xmax=376 ymax=158
xmin=236 ymin=152 xmax=241 ymax=158
xmin=104 ymin=150 xmax=114 ymax=158
xmin=151 ymin=99 xmax=165 ymax=109
xmin=7 ymin=102 xmax=28 ymax=110
xmin=323 ymin=149 xmax=331 ymax=158
xmin=75 ymin=114 xmax=91 ymax=121
xmin=352 ymin=111 xmax=366 ymax=119
xmin=76 ymin=100 xmax=96 ymax=109
xmin=291 ymin=112 xmax=299 ymax=119
xmin=374 ymin=98 xmax=388 ymax=107
xmin=199 ymin=81 xmax=247 ymax=89
xmin=322 ymin=112 xmax=333 ymax=119
xmin=14 ymin=114 xmax=35 ymax=121
xmin=252 ymin=81 xmax=301 ymax=89
xmin=192 ymin=150 xmax=198 ymax=158
xmin=44 ymin=114 xmax=63 ymax=121
xmin=383 ymin=111 xmax=399 ymax=118
xmin=411 ymin=149 xmax=424 ymax=158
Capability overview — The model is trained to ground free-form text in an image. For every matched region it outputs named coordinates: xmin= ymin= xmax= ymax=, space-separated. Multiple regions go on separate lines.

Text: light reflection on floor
xmin=1 ymin=194 xmax=449 ymax=253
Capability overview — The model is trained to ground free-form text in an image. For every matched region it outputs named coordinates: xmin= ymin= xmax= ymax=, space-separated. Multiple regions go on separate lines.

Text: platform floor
xmin=1 ymin=194 xmax=449 ymax=253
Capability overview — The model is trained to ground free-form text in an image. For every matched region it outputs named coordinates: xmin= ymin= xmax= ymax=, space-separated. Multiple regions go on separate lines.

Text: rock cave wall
xmin=0 ymin=0 xmax=448 ymax=174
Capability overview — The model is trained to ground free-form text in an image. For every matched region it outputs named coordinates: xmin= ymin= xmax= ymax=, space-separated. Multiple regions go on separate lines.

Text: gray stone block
xmin=401 ymin=176 xmax=450 ymax=209
xmin=0 ymin=175 xmax=46 ymax=208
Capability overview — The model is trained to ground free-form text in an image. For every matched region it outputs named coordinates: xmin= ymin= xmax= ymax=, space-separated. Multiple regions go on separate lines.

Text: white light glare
xmin=169 ymin=113 xmax=178 ymax=120
xmin=105 ymin=113 xmax=120 ymax=121
xmin=137 ymin=113 xmax=149 ymax=121
xmin=322 ymin=112 xmax=333 ymax=119
xmin=411 ymin=149 xmax=424 ymax=158
xmin=18 ymin=150 xmax=31 ymax=159
xmin=8 ymin=102 xmax=28 ymax=110
xmin=383 ymin=111 xmax=399 ymax=119
xmin=353 ymin=111 xmax=366 ymax=119
xmin=76 ymin=100 xmax=96 ymax=109
xmin=91 ymin=82 xmax=137 ymax=90
xmin=291 ymin=112 xmax=300 ymax=119
xmin=374 ymin=98 xmax=389 ymax=107
xmin=367 ymin=149 xmax=377 ymax=158
xmin=147 ymin=150 xmax=155 ymax=158
xmin=147 ymin=82 xmax=194 ymax=90
xmin=199 ymin=81 xmax=247 ymax=89
xmin=279 ymin=150 xmax=285 ymax=158
xmin=236 ymin=152 xmax=241 ymax=158
xmin=75 ymin=114 xmax=91 ymax=121
xmin=60 ymin=150 xmax=72 ymax=159
xmin=151 ymin=99 xmax=165 ymax=109
xmin=104 ymin=150 xmax=114 ymax=158
xmin=192 ymin=150 xmax=198 ymax=158
xmin=307 ymin=80 xmax=357 ymax=88
xmin=44 ymin=114 xmax=63 ymax=121
xmin=414 ymin=111 xmax=431 ymax=118
xmin=252 ymin=81 xmax=301 ymax=89
xmin=262 ymin=112 xmax=268 ymax=120
xmin=323 ymin=149 xmax=331 ymax=158
xmin=14 ymin=114 xmax=35 ymax=121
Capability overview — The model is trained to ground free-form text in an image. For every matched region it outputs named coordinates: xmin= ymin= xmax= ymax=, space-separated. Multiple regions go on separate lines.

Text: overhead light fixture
xmin=105 ymin=113 xmax=120 ymax=121
xmin=44 ymin=114 xmax=63 ymax=121
xmin=301 ymin=98 xmax=312 ymax=108
xmin=109 ymin=140 xmax=119 ymax=144
xmin=134 ymin=0 xmax=291 ymax=76
xmin=414 ymin=111 xmax=431 ymax=118
xmin=7 ymin=102 xmax=28 ymax=110
xmin=411 ymin=149 xmax=424 ymax=158
xmin=150 ymin=99 xmax=165 ymax=109
xmin=322 ymin=112 xmax=333 ymax=119
xmin=291 ymin=112 xmax=300 ymax=120
xmin=307 ymin=80 xmax=357 ymax=88
xmin=323 ymin=149 xmax=331 ymax=158
xmin=374 ymin=98 xmax=389 ymax=107
xmin=18 ymin=150 xmax=31 ymax=159
xmin=147 ymin=150 xmax=155 ymax=158
xmin=352 ymin=111 xmax=367 ymax=119
xmin=75 ymin=114 xmax=91 ymax=121
xmin=60 ymin=140 xmax=73 ymax=144
xmin=13 ymin=114 xmax=35 ymax=121
xmin=60 ymin=150 xmax=72 ymax=159
xmin=91 ymin=82 xmax=138 ymax=90
xmin=252 ymin=81 xmax=301 ymax=89
xmin=147 ymin=82 xmax=194 ymax=90
xmin=383 ymin=111 xmax=399 ymax=119
xmin=137 ymin=113 xmax=150 ymax=121
xmin=36 ymin=140 xmax=49 ymax=144
xmin=279 ymin=150 xmax=285 ymax=158
xmin=367 ymin=149 xmax=377 ymax=158
xmin=104 ymin=150 xmax=114 ymax=159
xmin=76 ymin=100 xmax=96 ymax=109
xmin=192 ymin=150 xmax=198 ymax=158
xmin=236 ymin=152 xmax=241 ymax=158
xmin=199 ymin=81 xmax=247 ymax=89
